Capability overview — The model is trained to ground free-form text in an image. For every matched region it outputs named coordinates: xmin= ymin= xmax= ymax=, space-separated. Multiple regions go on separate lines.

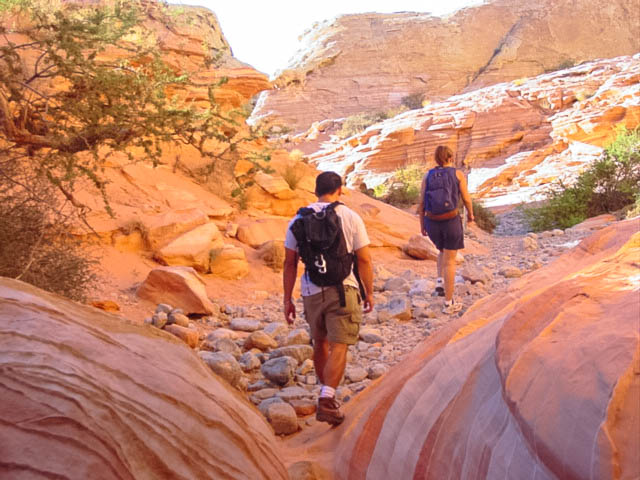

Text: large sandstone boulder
xmin=0 ymin=278 xmax=288 ymax=479
xmin=144 ymin=208 xmax=209 ymax=250
xmin=292 ymin=219 xmax=639 ymax=479
xmin=252 ymin=0 xmax=638 ymax=136
xmin=403 ymin=235 xmax=438 ymax=260
xmin=209 ymin=244 xmax=250 ymax=280
xmin=136 ymin=266 xmax=216 ymax=314
xmin=156 ymin=222 xmax=225 ymax=272
xmin=237 ymin=219 xmax=289 ymax=248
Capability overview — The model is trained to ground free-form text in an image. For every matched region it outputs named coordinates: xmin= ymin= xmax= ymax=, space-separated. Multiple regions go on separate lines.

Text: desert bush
xmin=524 ymin=127 xmax=640 ymax=231
xmin=378 ymin=164 xmax=424 ymax=207
xmin=625 ymin=194 xmax=640 ymax=219
xmin=281 ymin=164 xmax=303 ymax=190
xmin=0 ymin=166 xmax=96 ymax=300
xmin=401 ymin=92 xmax=425 ymax=110
xmin=337 ymin=112 xmax=388 ymax=139
xmin=545 ymin=58 xmax=577 ymax=73
xmin=472 ymin=201 xmax=498 ymax=233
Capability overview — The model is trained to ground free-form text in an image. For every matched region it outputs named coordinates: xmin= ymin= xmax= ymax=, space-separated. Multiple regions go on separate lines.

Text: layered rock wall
xmin=306 ymin=55 xmax=640 ymax=207
xmin=251 ymin=0 xmax=639 ymax=134
xmin=294 ymin=219 xmax=639 ymax=479
xmin=0 ymin=277 xmax=288 ymax=479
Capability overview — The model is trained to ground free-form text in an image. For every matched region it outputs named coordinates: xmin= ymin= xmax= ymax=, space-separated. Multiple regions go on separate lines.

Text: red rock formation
xmin=252 ymin=0 xmax=639 ymax=134
xmin=305 ymin=55 xmax=640 ymax=207
xmin=288 ymin=219 xmax=639 ymax=479
xmin=0 ymin=277 xmax=288 ymax=479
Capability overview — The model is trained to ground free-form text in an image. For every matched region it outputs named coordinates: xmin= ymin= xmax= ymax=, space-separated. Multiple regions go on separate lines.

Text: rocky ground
xmin=139 ymin=211 xmax=603 ymax=436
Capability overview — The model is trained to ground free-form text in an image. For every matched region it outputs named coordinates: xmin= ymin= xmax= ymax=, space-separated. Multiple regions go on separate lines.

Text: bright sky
xmin=168 ymin=1 xmax=484 ymax=77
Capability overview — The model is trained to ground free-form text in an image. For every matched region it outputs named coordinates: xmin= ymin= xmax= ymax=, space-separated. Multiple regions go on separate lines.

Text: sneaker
xmin=316 ymin=397 xmax=345 ymax=426
xmin=442 ymin=300 xmax=463 ymax=315
xmin=432 ymin=286 xmax=445 ymax=297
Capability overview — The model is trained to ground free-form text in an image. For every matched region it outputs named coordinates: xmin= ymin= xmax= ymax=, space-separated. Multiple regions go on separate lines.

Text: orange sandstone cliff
xmin=251 ymin=0 xmax=640 ymax=135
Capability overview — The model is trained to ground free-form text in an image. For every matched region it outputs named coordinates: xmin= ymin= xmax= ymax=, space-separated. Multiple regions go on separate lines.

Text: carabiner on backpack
xmin=314 ymin=254 xmax=327 ymax=274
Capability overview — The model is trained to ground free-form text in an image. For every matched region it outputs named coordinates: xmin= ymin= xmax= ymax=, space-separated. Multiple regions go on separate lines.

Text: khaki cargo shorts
xmin=302 ymin=286 xmax=362 ymax=345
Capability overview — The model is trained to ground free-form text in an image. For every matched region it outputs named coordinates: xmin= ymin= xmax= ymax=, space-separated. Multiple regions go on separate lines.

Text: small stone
xmin=265 ymin=402 xmax=299 ymax=435
xmin=209 ymin=337 xmax=242 ymax=358
xmin=552 ymin=229 xmax=565 ymax=236
xmin=248 ymin=379 xmax=277 ymax=392
xmin=244 ymin=330 xmax=278 ymax=351
xmin=305 ymin=375 xmax=317 ymax=385
xmin=258 ymin=397 xmax=284 ymax=416
xmin=230 ymin=317 xmax=261 ymax=332
xmin=164 ymin=324 xmax=198 ymax=348
xmin=522 ymin=236 xmax=538 ymax=251
xmin=285 ymin=328 xmax=311 ymax=346
xmin=155 ymin=303 xmax=172 ymax=314
xmin=297 ymin=358 xmax=315 ymax=375
xmin=289 ymin=398 xmax=317 ymax=416
xmin=345 ymin=366 xmax=368 ymax=383
xmin=168 ymin=312 xmax=190 ymax=327
xmin=151 ymin=312 xmax=168 ymax=329
xmin=270 ymin=345 xmax=313 ymax=364
xmin=261 ymin=356 xmax=298 ymax=386
xmin=387 ymin=296 xmax=412 ymax=321
xmin=276 ymin=386 xmax=314 ymax=402
xmin=238 ymin=351 xmax=261 ymax=372
xmin=368 ymin=364 xmax=388 ymax=379
xmin=384 ymin=277 xmax=410 ymax=292
xmin=199 ymin=351 xmax=242 ymax=387
xmin=359 ymin=327 xmax=384 ymax=344
xmin=500 ymin=266 xmax=523 ymax=278
xmin=263 ymin=322 xmax=289 ymax=338
xmin=205 ymin=328 xmax=238 ymax=341
xmin=251 ymin=388 xmax=279 ymax=402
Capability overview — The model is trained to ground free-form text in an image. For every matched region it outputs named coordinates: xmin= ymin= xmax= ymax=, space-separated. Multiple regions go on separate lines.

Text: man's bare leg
xmin=323 ymin=342 xmax=348 ymax=388
xmin=316 ymin=341 xmax=348 ymax=426
xmin=312 ymin=336 xmax=329 ymax=385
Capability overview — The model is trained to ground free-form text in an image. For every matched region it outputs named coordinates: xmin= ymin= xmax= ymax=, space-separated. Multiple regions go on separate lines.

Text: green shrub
xmin=524 ymin=127 xmax=640 ymax=231
xmin=545 ymin=58 xmax=577 ymax=73
xmin=625 ymin=194 xmax=640 ymax=219
xmin=377 ymin=164 xmax=424 ymax=207
xmin=281 ymin=164 xmax=303 ymax=190
xmin=472 ymin=201 xmax=498 ymax=233
xmin=401 ymin=92 xmax=425 ymax=110
xmin=337 ymin=112 xmax=388 ymax=139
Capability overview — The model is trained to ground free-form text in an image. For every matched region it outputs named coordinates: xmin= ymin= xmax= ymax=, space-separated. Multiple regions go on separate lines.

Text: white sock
xmin=320 ymin=385 xmax=336 ymax=398
xmin=445 ymin=298 xmax=455 ymax=306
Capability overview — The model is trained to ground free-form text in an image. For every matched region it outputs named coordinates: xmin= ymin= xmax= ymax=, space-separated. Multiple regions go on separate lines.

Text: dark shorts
xmin=424 ymin=215 xmax=464 ymax=251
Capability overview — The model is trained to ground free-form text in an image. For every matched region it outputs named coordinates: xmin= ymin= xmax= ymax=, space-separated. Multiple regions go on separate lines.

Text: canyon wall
xmin=306 ymin=54 xmax=640 ymax=207
xmin=0 ymin=277 xmax=288 ymax=479
xmin=292 ymin=219 xmax=640 ymax=479
xmin=251 ymin=0 xmax=639 ymax=134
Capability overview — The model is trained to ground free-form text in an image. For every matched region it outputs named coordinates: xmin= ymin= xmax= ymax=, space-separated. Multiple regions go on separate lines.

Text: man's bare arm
xmin=355 ymin=245 xmax=374 ymax=313
xmin=283 ymin=247 xmax=299 ymax=324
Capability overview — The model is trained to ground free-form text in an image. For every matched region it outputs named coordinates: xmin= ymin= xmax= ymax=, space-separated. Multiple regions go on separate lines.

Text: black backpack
xmin=290 ymin=202 xmax=360 ymax=306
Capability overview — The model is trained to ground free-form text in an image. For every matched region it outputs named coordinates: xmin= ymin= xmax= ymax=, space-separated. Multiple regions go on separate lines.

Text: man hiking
xmin=283 ymin=171 xmax=374 ymax=426
xmin=419 ymin=145 xmax=474 ymax=314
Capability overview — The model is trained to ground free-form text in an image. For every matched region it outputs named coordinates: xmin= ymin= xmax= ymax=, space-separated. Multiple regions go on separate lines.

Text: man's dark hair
xmin=315 ymin=171 xmax=342 ymax=196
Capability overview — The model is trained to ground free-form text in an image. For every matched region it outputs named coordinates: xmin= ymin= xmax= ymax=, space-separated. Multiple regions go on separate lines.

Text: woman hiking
xmin=419 ymin=145 xmax=474 ymax=314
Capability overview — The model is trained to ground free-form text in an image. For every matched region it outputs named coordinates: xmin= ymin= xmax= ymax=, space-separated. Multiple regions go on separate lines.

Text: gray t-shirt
xmin=284 ymin=202 xmax=370 ymax=297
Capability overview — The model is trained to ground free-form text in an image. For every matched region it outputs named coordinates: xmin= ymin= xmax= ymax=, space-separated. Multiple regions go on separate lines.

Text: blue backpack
xmin=424 ymin=167 xmax=460 ymax=220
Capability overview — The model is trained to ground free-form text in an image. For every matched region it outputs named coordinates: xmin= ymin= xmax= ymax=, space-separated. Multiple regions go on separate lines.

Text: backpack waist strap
xmin=424 ymin=208 xmax=459 ymax=221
